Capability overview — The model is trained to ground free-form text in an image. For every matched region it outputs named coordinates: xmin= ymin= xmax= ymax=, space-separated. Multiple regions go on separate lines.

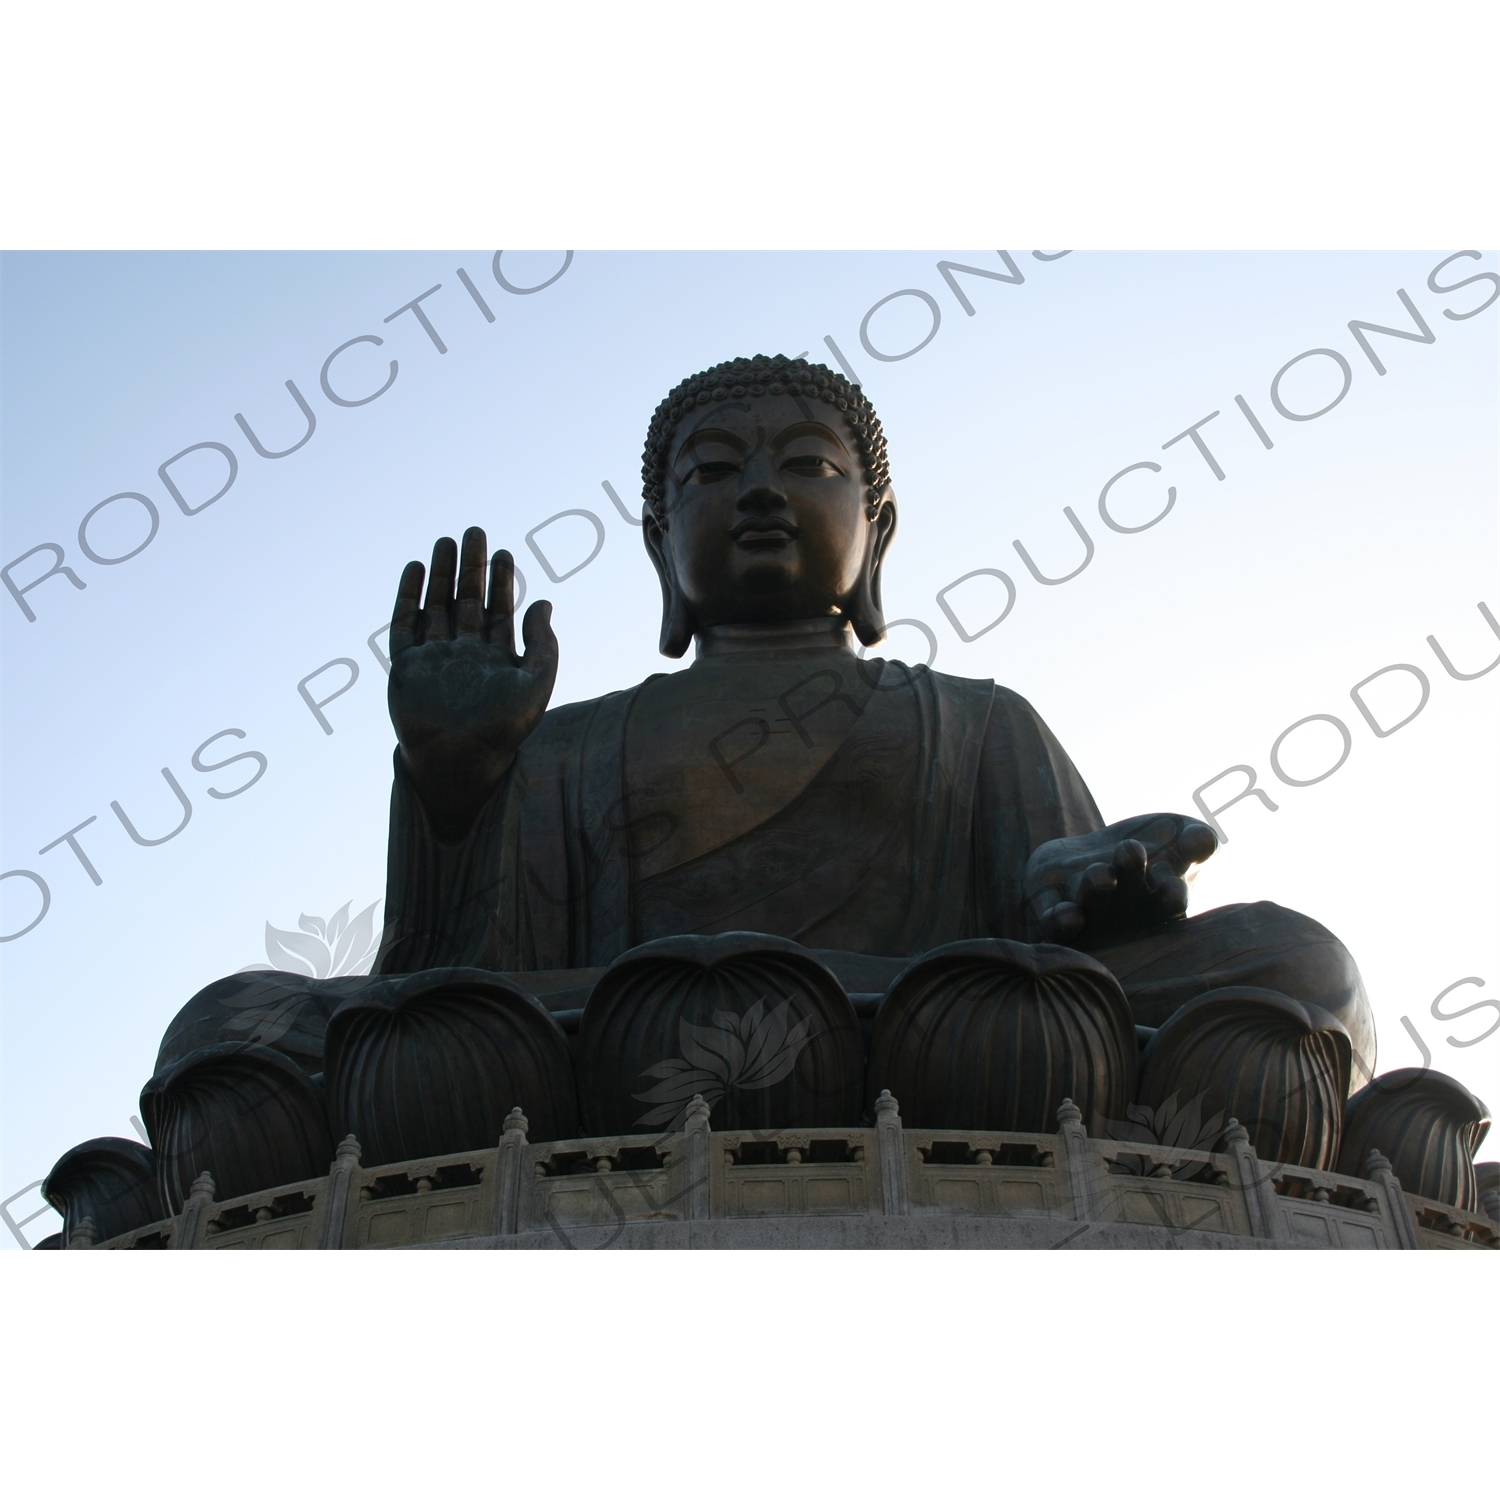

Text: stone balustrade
xmin=87 ymin=1096 xmax=1498 ymax=1252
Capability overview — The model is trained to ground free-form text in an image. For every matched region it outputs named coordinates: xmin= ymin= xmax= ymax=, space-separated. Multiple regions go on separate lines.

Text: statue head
xmin=640 ymin=355 xmax=897 ymax=657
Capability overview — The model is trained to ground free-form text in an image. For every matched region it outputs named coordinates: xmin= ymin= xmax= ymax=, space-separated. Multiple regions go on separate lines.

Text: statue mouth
xmin=731 ymin=519 xmax=801 ymax=548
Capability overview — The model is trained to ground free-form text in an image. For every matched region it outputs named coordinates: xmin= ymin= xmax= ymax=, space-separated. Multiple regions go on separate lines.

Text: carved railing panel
xmin=903 ymin=1130 xmax=1067 ymax=1219
xmin=1404 ymin=1191 xmax=1499 ymax=1250
xmin=526 ymin=1133 xmax=681 ymax=1232
xmin=1086 ymin=1140 xmax=1251 ymax=1238
xmin=346 ymin=1150 xmax=494 ymax=1248
xmin=716 ymin=1129 xmax=874 ymax=1219
xmin=1260 ymin=1162 xmax=1393 ymax=1249
xmin=94 ymin=1218 xmax=176 ymax=1249
xmin=202 ymin=1176 xmax=328 ymax=1250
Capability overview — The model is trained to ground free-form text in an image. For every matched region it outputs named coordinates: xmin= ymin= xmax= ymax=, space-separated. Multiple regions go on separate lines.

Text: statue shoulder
xmin=920 ymin=663 xmax=997 ymax=699
xmin=880 ymin=660 xmax=1058 ymax=734
xmin=896 ymin=664 xmax=1093 ymax=810
xmin=985 ymin=679 xmax=1049 ymax=723
xmin=880 ymin=659 xmax=1004 ymax=710
xmin=525 ymin=680 xmax=652 ymax=746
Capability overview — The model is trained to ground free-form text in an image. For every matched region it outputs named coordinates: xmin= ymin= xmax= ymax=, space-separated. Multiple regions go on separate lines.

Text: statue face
xmin=650 ymin=393 xmax=894 ymax=631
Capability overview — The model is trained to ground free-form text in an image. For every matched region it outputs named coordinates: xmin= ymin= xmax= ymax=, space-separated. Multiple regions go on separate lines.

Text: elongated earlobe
xmin=643 ymin=510 xmax=696 ymax=658
xmin=846 ymin=488 xmax=897 ymax=647
xmin=659 ymin=578 xmax=694 ymax=657
xmin=848 ymin=572 xmax=887 ymax=647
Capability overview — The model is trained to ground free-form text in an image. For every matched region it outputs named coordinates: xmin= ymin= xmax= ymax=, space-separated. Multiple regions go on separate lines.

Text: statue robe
xmin=376 ymin=659 xmax=1103 ymax=975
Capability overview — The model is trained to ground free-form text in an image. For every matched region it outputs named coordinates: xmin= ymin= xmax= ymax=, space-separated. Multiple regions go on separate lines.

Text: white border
xmin=1 ymin=1 xmax=1497 ymax=249
xmin=3 ymin=1 xmax=1495 ymax=1479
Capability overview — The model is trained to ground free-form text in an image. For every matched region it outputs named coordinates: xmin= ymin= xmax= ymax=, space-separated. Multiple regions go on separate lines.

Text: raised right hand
xmin=388 ymin=527 xmax=558 ymax=840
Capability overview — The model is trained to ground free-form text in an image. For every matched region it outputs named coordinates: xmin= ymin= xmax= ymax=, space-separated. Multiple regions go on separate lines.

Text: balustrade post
xmin=1480 ymin=1172 xmax=1500 ymax=1227
xmin=1222 ymin=1119 xmax=1277 ymax=1239
xmin=493 ymin=1107 xmax=529 ymax=1237
xmin=316 ymin=1135 xmax=362 ymax=1250
xmin=1057 ymin=1099 xmax=1096 ymax=1222
xmin=173 ymin=1172 xmax=216 ymax=1250
xmin=683 ymin=1095 xmax=713 ymax=1221
xmin=875 ymin=1090 xmax=910 ymax=1217
xmin=68 ymin=1215 xmax=98 ymax=1249
xmin=1364 ymin=1149 xmax=1420 ymax=1250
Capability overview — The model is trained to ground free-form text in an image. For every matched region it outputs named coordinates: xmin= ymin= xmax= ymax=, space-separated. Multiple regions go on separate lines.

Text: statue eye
xmin=687 ymin=460 xmax=739 ymax=483
xmin=782 ymin=454 xmax=844 ymax=477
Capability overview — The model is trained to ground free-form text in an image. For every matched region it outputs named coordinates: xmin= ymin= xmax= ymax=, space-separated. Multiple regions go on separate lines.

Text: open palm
xmin=388 ymin=527 xmax=558 ymax=838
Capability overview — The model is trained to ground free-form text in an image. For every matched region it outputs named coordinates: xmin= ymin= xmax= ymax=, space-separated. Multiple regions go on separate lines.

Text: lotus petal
xmin=1338 ymin=1069 xmax=1490 ymax=1209
xmin=1137 ymin=988 xmax=1350 ymax=1168
xmin=578 ymin=933 xmax=862 ymax=1134
xmin=324 ymin=969 xmax=578 ymax=1166
xmin=43 ymin=1138 xmax=159 ymax=1245
xmin=869 ymin=939 xmax=1136 ymax=1133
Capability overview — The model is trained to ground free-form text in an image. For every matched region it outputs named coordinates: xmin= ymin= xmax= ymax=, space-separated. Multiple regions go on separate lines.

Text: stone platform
xmin=88 ymin=1097 xmax=1496 ymax=1251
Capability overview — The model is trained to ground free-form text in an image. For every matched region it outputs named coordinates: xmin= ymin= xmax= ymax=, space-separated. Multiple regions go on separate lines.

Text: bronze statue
xmin=377 ymin=354 xmax=1374 ymax=1071
xmin=49 ymin=353 xmax=1499 ymax=1247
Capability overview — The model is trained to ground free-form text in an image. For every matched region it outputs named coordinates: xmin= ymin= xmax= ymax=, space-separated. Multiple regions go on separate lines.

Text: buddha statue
xmin=376 ymin=353 xmax=1374 ymax=1072
xmin=48 ymin=353 xmax=1500 ymax=1248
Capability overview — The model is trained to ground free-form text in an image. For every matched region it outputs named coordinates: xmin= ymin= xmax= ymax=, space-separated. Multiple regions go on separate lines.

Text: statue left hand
xmin=1024 ymin=813 xmax=1218 ymax=947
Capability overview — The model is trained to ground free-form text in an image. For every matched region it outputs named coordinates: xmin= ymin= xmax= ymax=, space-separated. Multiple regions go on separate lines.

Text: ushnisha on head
xmin=640 ymin=355 xmax=898 ymax=657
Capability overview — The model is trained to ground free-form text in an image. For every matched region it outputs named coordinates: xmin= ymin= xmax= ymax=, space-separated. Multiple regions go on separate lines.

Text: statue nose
xmin=736 ymin=485 xmax=786 ymax=515
xmin=735 ymin=455 xmax=787 ymax=514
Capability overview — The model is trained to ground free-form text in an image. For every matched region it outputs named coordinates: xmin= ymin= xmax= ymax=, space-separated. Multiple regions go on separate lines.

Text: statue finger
xmin=487 ymin=549 xmax=517 ymax=656
xmin=1072 ymin=861 xmax=1118 ymax=909
xmin=1110 ymin=839 xmax=1149 ymax=888
xmin=1027 ymin=882 xmax=1063 ymax=920
xmin=1042 ymin=901 xmax=1086 ymax=944
xmin=1171 ymin=819 xmax=1219 ymax=871
xmin=391 ymin=560 xmax=425 ymax=655
xmin=520 ymin=600 xmax=559 ymax=682
xmin=1149 ymin=870 xmax=1190 ymax=919
xmin=424 ymin=536 xmax=458 ymax=639
xmin=455 ymin=527 xmax=487 ymax=638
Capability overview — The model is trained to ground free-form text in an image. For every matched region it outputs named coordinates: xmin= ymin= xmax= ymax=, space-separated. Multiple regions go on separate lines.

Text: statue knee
xmin=1223 ymin=903 xmax=1374 ymax=1082
xmin=1098 ymin=900 xmax=1376 ymax=1086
